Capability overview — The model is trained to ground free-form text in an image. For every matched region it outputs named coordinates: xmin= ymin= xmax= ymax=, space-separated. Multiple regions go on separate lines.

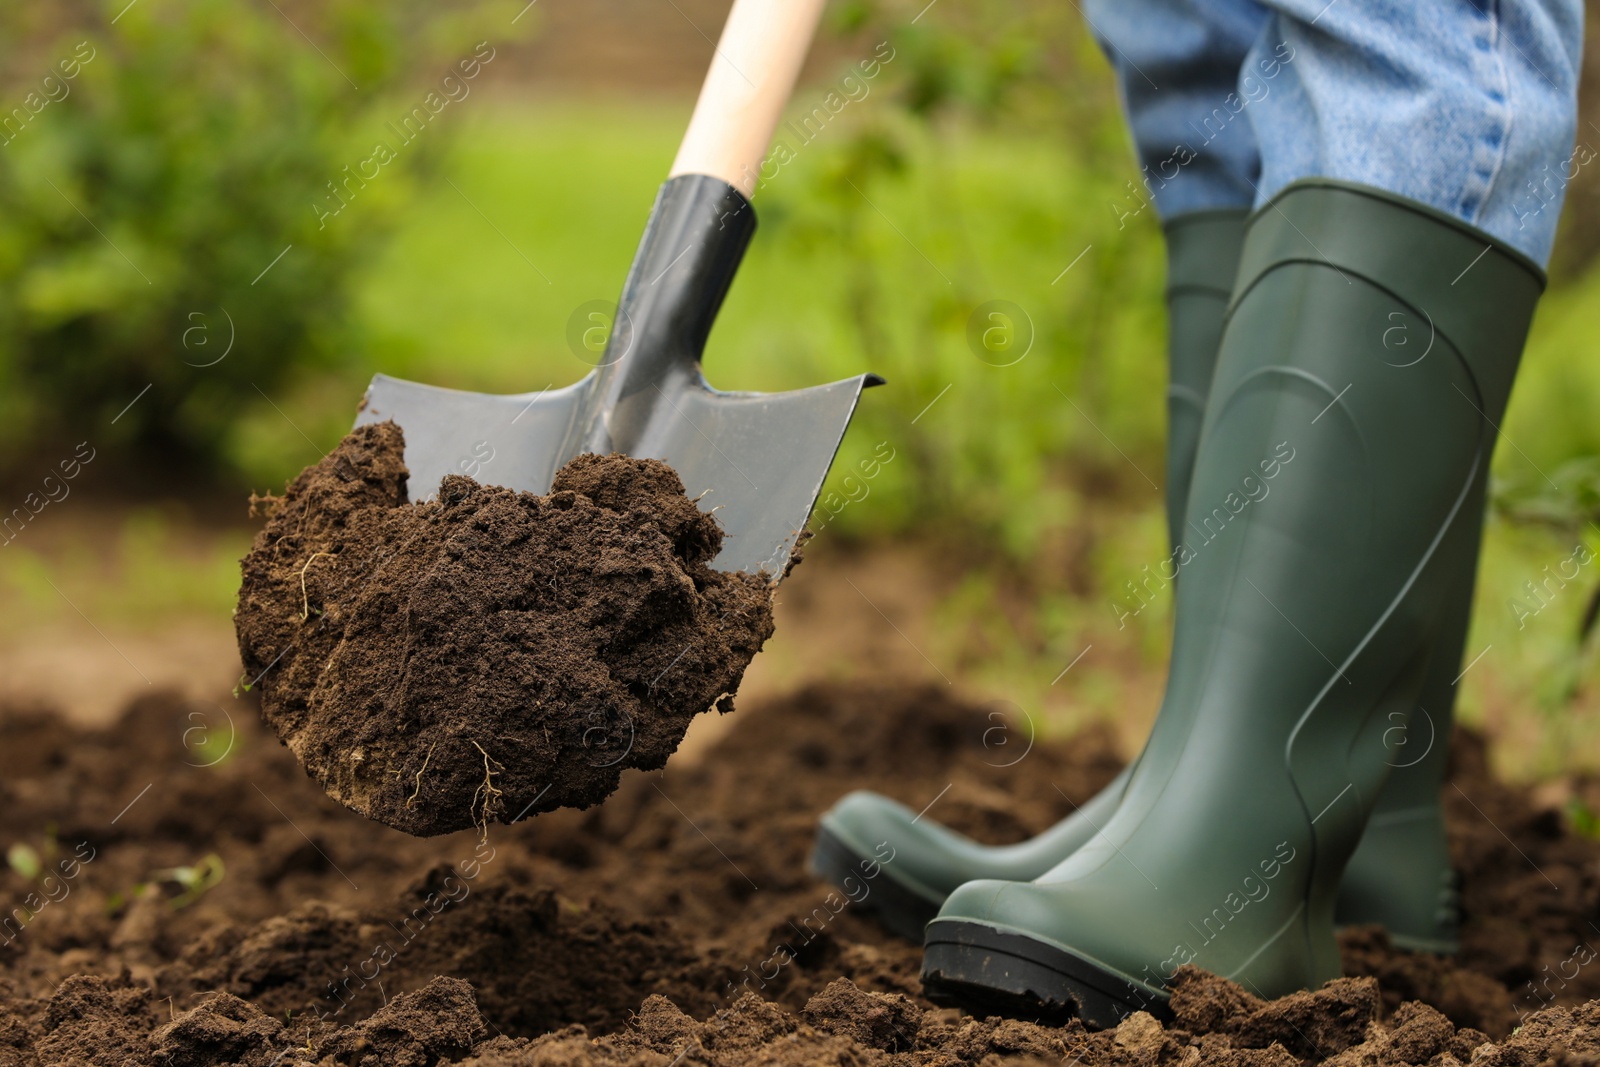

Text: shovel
xmin=355 ymin=0 xmax=883 ymax=577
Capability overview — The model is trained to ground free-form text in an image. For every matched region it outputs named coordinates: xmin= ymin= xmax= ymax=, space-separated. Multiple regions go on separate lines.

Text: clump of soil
xmin=317 ymin=976 xmax=486 ymax=1064
xmin=4 ymin=679 xmax=1600 ymax=1065
xmin=456 ymin=968 xmax=1576 ymax=1066
xmin=235 ymin=423 xmax=775 ymax=837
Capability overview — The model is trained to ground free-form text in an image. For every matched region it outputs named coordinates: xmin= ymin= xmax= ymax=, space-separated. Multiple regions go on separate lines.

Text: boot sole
xmin=808 ymin=825 xmax=941 ymax=942
xmin=921 ymin=919 xmax=1171 ymax=1030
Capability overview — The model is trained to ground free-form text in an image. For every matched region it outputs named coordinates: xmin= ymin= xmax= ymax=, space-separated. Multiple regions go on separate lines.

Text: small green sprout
xmin=6 ymin=844 xmax=41 ymax=881
xmin=150 ymin=854 xmax=226 ymax=910
xmin=1567 ymin=796 xmax=1600 ymax=840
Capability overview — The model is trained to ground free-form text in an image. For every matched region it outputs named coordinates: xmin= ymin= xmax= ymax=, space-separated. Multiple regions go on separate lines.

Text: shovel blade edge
xmin=356 ymin=373 xmax=593 ymax=499
xmin=355 ymin=371 xmax=878 ymax=577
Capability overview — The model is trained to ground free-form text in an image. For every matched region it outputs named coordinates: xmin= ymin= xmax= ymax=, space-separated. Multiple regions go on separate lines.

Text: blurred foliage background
xmin=1 ymin=0 xmax=1598 ymax=779
xmin=0 ymin=0 xmax=517 ymax=474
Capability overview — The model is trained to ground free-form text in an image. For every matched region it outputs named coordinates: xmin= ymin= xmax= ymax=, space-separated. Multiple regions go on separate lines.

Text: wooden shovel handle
xmin=668 ymin=0 xmax=828 ymax=198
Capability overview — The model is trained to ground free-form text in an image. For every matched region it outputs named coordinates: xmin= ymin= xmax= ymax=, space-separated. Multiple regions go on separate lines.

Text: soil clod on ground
xmin=234 ymin=423 xmax=776 ymax=837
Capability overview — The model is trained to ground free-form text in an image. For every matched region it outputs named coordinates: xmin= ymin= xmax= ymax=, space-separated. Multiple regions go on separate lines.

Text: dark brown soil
xmin=2 ymin=679 xmax=1599 ymax=1065
xmin=234 ymin=423 xmax=776 ymax=837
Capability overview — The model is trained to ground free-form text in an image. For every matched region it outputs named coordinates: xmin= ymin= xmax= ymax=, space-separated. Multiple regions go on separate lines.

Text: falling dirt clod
xmin=234 ymin=422 xmax=776 ymax=836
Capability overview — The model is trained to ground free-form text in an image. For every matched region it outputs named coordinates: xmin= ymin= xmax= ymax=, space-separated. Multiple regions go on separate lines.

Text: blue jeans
xmin=1085 ymin=0 xmax=1585 ymax=267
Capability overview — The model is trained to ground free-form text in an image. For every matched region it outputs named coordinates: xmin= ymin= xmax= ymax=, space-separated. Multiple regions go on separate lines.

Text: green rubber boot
xmin=1163 ymin=210 xmax=1251 ymax=551
xmin=1333 ymin=477 xmax=1485 ymax=954
xmin=815 ymin=207 xmax=1494 ymax=956
xmin=808 ymin=210 xmax=1248 ymax=941
xmin=919 ymin=181 xmax=1543 ymax=1028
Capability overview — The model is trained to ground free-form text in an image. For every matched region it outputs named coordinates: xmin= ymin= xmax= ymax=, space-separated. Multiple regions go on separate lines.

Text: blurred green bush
xmin=0 ymin=0 xmax=512 ymax=476
xmin=761 ymin=0 xmax=1163 ymax=562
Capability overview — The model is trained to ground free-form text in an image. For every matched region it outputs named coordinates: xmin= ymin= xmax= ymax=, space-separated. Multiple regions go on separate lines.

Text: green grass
xmin=228 ymin=101 xmax=690 ymax=481
xmin=230 ymin=98 xmax=1169 ymax=561
xmin=0 ymin=509 xmax=247 ymax=637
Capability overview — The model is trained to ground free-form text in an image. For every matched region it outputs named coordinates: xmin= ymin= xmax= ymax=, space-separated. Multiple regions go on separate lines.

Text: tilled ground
xmin=1 ymin=679 xmax=1597 ymax=1065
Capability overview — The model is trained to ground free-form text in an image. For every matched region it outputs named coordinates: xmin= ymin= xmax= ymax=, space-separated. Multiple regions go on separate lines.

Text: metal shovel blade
xmin=354 ymin=175 xmax=881 ymax=577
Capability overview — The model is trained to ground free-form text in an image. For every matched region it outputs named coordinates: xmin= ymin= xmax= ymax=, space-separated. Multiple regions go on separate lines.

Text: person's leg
xmin=1245 ymin=0 xmax=1583 ymax=266
xmin=924 ymin=181 xmax=1549 ymax=1032
xmin=920 ymin=1 xmax=1581 ymax=1024
xmin=807 ymin=0 xmax=1266 ymax=942
xmin=1241 ymin=0 xmax=1584 ymax=953
xmin=1086 ymin=0 xmax=1267 ymax=220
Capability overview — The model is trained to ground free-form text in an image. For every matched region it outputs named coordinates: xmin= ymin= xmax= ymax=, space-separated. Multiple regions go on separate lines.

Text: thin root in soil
xmin=470 ymin=740 xmax=504 ymax=841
